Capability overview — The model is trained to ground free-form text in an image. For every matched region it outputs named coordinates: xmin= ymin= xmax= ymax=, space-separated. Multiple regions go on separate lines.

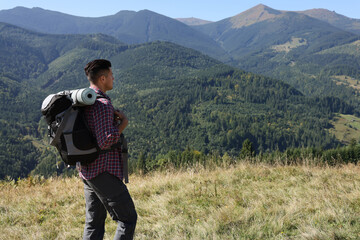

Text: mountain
xmin=1 ymin=5 xmax=359 ymax=101
xmin=300 ymin=9 xmax=360 ymax=35
xmin=194 ymin=4 xmax=356 ymax=57
xmin=0 ymin=7 xmax=229 ymax=61
xmin=194 ymin=4 xmax=360 ymax=102
xmin=1 ymin=22 xmax=353 ymax=178
xmin=176 ymin=17 xmax=212 ymax=26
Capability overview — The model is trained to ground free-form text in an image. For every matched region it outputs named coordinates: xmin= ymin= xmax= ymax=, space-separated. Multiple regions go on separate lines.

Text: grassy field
xmin=271 ymin=37 xmax=307 ymax=53
xmin=329 ymin=114 xmax=360 ymax=144
xmin=1 ymin=162 xmax=360 ymax=240
xmin=332 ymin=75 xmax=360 ymax=93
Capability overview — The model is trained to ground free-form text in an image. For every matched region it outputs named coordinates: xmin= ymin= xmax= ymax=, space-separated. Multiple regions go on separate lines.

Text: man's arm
xmin=92 ymin=100 xmax=121 ymax=150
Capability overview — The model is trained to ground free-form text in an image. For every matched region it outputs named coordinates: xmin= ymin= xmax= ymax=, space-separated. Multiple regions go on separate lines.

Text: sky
xmin=0 ymin=0 xmax=359 ymax=21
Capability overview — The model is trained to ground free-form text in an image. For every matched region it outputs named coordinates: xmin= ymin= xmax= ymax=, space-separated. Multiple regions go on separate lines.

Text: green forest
xmin=0 ymin=23 xmax=360 ymax=179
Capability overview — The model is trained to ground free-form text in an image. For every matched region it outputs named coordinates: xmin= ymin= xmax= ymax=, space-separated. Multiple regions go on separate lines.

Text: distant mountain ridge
xmin=223 ymin=4 xmax=360 ymax=35
xmin=299 ymin=8 xmax=360 ymax=35
xmin=0 ymin=7 xmax=228 ymax=60
xmin=194 ymin=4 xmax=356 ymax=56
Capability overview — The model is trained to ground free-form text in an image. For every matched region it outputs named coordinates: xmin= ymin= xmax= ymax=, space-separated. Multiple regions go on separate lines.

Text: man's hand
xmin=114 ymin=110 xmax=128 ymax=133
xmin=114 ymin=110 xmax=127 ymax=121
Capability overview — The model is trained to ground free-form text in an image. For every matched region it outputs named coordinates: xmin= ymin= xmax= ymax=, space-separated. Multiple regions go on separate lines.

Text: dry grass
xmin=1 ymin=162 xmax=360 ymax=239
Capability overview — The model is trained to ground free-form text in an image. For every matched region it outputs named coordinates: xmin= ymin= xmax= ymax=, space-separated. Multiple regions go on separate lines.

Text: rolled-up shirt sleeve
xmin=91 ymin=99 xmax=120 ymax=150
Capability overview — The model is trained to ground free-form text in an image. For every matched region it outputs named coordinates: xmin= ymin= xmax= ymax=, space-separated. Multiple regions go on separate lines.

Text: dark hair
xmin=84 ymin=59 xmax=112 ymax=83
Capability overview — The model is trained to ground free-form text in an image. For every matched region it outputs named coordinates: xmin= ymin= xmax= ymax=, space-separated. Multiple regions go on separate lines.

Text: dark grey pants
xmin=82 ymin=172 xmax=137 ymax=240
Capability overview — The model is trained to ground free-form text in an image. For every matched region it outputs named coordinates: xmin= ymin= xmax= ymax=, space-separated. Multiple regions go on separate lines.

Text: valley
xmin=0 ymin=4 xmax=359 ymax=178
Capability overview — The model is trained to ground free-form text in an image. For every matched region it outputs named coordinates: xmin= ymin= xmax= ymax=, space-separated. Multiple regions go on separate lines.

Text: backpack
xmin=41 ymin=88 xmax=123 ymax=166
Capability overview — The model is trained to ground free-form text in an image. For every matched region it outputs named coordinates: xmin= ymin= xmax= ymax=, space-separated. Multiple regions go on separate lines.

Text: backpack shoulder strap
xmin=96 ymin=94 xmax=105 ymax=100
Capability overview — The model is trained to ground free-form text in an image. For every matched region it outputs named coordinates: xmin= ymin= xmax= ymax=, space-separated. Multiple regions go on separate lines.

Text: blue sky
xmin=0 ymin=0 xmax=359 ymax=21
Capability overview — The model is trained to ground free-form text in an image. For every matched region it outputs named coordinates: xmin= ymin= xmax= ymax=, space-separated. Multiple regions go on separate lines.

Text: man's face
xmin=103 ymin=68 xmax=114 ymax=91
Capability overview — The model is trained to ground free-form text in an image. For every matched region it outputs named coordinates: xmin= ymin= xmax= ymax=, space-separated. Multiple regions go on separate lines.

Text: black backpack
xmin=41 ymin=89 xmax=123 ymax=166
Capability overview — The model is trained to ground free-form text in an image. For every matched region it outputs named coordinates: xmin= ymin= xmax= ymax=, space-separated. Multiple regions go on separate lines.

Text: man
xmin=80 ymin=59 xmax=137 ymax=240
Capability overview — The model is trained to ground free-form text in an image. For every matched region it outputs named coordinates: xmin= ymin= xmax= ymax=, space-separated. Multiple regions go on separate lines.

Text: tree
xmin=136 ymin=152 xmax=147 ymax=174
xmin=241 ymin=139 xmax=255 ymax=158
xmin=350 ymin=138 xmax=357 ymax=148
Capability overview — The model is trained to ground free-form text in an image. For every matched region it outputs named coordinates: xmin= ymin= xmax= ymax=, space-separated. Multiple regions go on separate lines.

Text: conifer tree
xmin=137 ymin=152 xmax=147 ymax=174
xmin=241 ymin=139 xmax=255 ymax=158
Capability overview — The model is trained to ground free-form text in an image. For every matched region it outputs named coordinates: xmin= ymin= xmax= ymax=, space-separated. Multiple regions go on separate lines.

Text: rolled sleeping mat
xmin=41 ymin=94 xmax=56 ymax=111
xmin=70 ymin=88 xmax=96 ymax=106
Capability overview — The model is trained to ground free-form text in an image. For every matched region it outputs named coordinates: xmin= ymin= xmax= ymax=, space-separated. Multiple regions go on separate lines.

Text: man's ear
xmin=98 ymin=75 xmax=106 ymax=84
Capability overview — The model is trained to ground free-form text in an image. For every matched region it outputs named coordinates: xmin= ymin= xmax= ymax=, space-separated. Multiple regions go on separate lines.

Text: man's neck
xmin=90 ymin=83 xmax=106 ymax=93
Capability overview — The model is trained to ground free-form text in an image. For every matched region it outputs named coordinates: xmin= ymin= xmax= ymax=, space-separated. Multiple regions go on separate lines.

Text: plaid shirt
xmin=79 ymin=87 xmax=123 ymax=180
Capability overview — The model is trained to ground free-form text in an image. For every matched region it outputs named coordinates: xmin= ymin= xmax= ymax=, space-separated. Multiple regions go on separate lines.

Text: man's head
xmin=84 ymin=59 xmax=114 ymax=92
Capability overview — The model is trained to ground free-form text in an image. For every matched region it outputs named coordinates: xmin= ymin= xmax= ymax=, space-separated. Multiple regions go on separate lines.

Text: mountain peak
xmin=300 ymin=8 xmax=352 ymax=21
xmin=253 ymin=4 xmax=271 ymax=10
xmin=229 ymin=4 xmax=282 ymax=28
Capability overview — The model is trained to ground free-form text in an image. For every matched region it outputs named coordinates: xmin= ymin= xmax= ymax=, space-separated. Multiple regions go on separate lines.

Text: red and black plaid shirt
xmin=79 ymin=87 xmax=123 ymax=180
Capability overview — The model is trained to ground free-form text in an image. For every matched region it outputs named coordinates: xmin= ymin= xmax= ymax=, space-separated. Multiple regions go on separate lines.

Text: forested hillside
xmin=0 ymin=23 xmax=128 ymax=178
xmin=0 ymin=23 xmax=355 ymax=179
xmin=1 ymin=6 xmax=360 ymax=101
